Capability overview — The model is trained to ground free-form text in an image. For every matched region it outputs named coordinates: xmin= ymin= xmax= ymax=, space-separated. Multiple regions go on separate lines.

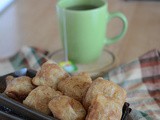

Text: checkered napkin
xmin=0 ymin=46 xmax=49 ymax=76
xmin=103 ymin=49 xmax=160 ymax=120
xmin=0 ymin=46 xmax=159 ymax=120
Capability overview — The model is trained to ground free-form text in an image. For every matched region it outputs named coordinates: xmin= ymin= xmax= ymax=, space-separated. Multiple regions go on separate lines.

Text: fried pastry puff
xmin=83 ymin=77 xmax=126 ymax=110
xmin=48 ymin=95 xmax=86 ymax=120
xmin=23 ymin=86 xmax=62 ymax=115
xmin=58 ymin=72 xmax=92 ymax=102
xmin=86 ymin=95 xmax=122 ymax=120
xmin=4 ymin=76 xmax=35 ymax=102
xmin=32 ymin=61 xmax=70 ymax=89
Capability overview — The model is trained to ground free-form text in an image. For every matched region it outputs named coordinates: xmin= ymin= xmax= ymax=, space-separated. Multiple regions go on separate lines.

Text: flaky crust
xmin=86 ymin=95 xmax=122 ymax=120
xmin=4 ymin=76 xmax=35 ymax=102
xmin=48 ymin=95 xmax=86 ymax=120
xmin=83 ymin=77 xmax=126 ymax=110
xmin=23 ymin=86 xmax=62 ymax=115
xmin=32 ymin=61 xmax=70 ymax=89
xmin=58 ymin=72 xmax=92 ymax=102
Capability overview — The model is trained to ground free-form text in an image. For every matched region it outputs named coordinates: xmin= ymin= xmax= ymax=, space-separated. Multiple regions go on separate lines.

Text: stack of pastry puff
xmin=4 ymin=61 xmax=127 ymax=120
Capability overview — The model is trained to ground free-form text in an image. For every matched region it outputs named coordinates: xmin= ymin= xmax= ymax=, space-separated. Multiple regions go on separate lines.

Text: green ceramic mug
xmin=57 ymin=0 xmax=128 ymax=64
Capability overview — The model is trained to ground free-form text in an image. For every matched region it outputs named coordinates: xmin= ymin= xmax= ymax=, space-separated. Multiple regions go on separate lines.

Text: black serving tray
xmin=0 ymin=68 xmax=131 ymax=120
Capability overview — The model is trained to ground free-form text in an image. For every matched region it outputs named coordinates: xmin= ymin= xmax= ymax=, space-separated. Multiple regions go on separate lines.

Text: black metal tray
xmin=0 ymin=68 xmax=131 ymax=120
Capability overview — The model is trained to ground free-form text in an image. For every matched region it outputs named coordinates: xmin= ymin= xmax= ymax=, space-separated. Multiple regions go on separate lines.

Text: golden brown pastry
xmin=48 ymin=95 xmax=86 ymax=120
xmin=58 ymin=72 xmax=92 ymax=102
xmin=86 ymin=95 xmax=122 ymax=120
xmin=23 ymin=86 xmax=62 ymax=115
xmin=32 ymin=61 xmax=70 ymax=89
xmin=83 ymin=77 xmax=126 ymax=110
xmin=4 ymin=76 xmax=35 ymax=102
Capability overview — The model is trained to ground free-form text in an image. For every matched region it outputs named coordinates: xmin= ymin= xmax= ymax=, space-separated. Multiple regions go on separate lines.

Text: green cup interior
xmin=57 ymin=0 xmax=105 ymax=10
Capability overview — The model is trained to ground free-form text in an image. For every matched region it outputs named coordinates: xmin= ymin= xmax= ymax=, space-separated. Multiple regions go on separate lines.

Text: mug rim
xmin=56 ymin=0 xmax=107 ymax=12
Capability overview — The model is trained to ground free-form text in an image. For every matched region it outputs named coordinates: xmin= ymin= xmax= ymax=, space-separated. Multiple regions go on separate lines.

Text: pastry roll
xmin=48 ymin=95 xmax=86 ymax=120
xmin=4 ymin=76 xmax=35 ymax=102
xmin=58 ymin=72 xmax=92 ymax=102
xmin=83 ymin=77 xmax=126 ymax=110
xmin=86 ymin=95 xmax=122 ymax=120
xmin=23 ymin=86 xmax=62 ymax=115
xmin=32 ymin=61 xmax=70 ymax=89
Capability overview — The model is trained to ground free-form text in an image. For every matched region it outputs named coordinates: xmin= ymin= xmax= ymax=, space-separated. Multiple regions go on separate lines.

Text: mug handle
xmin=105 ymin=12 xmax=128 ymax=45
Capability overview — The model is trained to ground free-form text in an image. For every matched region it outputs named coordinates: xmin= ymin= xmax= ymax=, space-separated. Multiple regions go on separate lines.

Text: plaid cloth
xmin=0 ymin=46 xmax=159 ymax=120
xmin=103 ymin=49 xmax=160 ymax=120
xmin=0 ymin=46 xmax=48 ymax=75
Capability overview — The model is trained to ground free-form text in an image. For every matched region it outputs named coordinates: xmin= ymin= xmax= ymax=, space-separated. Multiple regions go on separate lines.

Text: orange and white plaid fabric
xmin=104 ymin=49 xmax=160 ymax=120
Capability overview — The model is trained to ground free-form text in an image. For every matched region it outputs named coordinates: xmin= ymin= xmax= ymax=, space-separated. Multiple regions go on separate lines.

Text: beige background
xmin=0 ymin=0 xmax=160 ymax=66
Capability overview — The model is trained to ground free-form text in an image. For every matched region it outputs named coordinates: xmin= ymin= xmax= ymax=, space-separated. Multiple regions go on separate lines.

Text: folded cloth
xmin=103 ymin=49 xmax=160 ymax=120
xmin=0 ymin=46 xmax=159 ymax=120
xmin=0 ymin=46 xmax=48 ymax=76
